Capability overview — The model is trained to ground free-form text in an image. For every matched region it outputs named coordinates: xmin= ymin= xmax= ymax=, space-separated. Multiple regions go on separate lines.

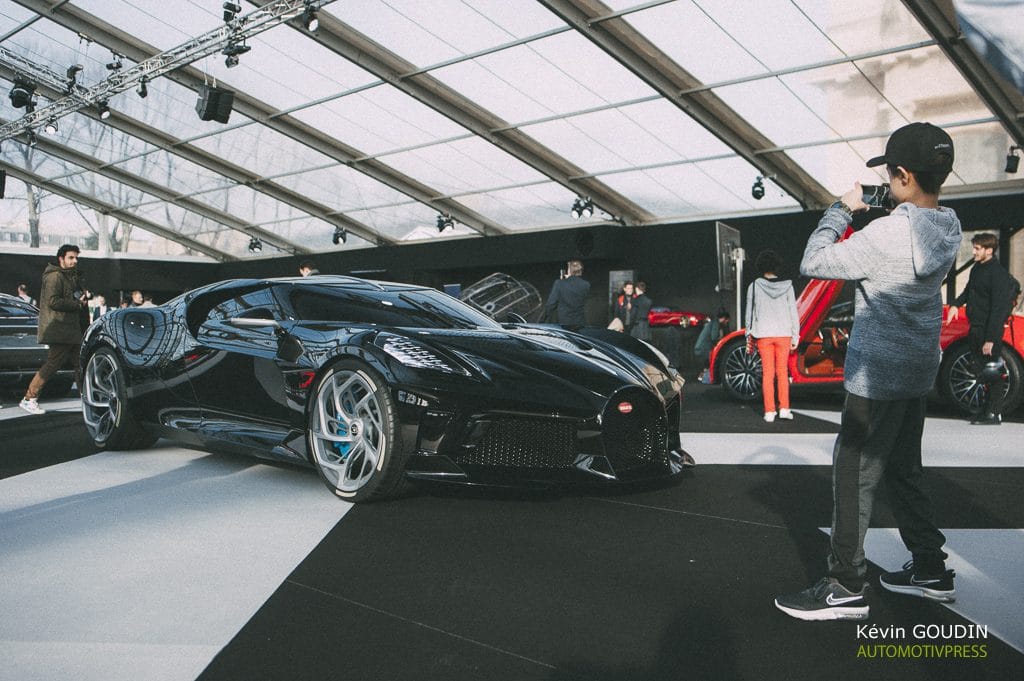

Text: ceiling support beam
xmin=1 ymin=162 xmax=234 ymax=261
xmin=900 ymin=0 xmax=1024 ymax=145
xmin=537 ymin=0 xmax=835 ymax=210
xmin=264 ymin=3 xmax=655 ymax=225
xmin=13 ymin=0 xmax=502 ymax=238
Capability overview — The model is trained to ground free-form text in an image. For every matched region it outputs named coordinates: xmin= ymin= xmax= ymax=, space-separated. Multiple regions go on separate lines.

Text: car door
xmin=189 ymin=285 xmax=297 ymax=452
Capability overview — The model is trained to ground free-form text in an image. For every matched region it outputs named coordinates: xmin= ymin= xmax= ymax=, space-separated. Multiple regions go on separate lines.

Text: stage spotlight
xmin=106 ymin=53 xmax=123 ymax=71
xmin=44 ymin=119 xmax=58 ymax=135
xmin=222 ymin=42 xmax=251 ymax=68
xmin=136 ymin=77 xmax=148 ymax=98
xmin=248 ymin=236 xmax=262 ymax=253
xmin=570 ymin=197 xmax=593 ymax=220
xmin=97 ymin=100 xmax=111 ymax=120
xmin=751 ymin=176 xmax=765 ymax=200
xmin=223 ymin=2 xmax=241 ymax=22
xmin=436 ymin=213 xmax=454 ymax=232
xmin=302 ymin=3 xmax=319 ymax=31
xmin=9 ymin=76 xmax=36 ymax=109
xmin=1006 ymin=146 xmax=1021 ymax=174
xmin=66 ymin=64 xmax=83 ymax=92
xmin=332 ymin=226 xmax=347 ymax=245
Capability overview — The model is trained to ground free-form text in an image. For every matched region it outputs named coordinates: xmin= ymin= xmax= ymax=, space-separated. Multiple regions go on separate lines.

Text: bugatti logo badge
xmin=617 ymin=402 xmax=633 ymax=414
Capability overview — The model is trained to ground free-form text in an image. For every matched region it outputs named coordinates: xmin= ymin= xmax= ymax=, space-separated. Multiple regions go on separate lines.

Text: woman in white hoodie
xmin=745 ymin=250 xmax=800 ymax=422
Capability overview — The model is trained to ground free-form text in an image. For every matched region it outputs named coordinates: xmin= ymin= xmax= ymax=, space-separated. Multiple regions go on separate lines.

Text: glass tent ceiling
xmin=1 ymin=0 xmax=1022 ymax=261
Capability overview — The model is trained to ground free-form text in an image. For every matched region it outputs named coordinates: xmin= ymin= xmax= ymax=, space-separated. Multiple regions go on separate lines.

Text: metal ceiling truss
xmin=1 ymin=162 xmax=235 ymax=261
xmin=10 ymin=0 xmax=498 ymax=241
xmin=537 ymin=0 xmax=835 ymax=210
xmin=0 ymin=0 xmax=334 ymax=140
xmin=259 ymin=1 xmax=656 ymax=226
xmin=900 ymin=0 xmax=1024 ymax=145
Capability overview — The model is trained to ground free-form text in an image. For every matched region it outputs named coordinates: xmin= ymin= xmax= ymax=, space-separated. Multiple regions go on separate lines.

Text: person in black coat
xmin=630 ymin=281 xmax=653 ymax=341
xmin=947 ymin=232 xmax=1015 ymax=424
xmin=545 ymin=259 xmax=590 ymax=329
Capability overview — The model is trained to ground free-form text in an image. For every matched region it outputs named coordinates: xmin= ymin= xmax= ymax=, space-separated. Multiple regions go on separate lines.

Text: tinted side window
xmin=0 ymin=302 xmax=36 ymax=317
xmin=206 ymin=288 xmax=280 ymax=322
xmin=291 ymin=290 xmax=421 ymax=326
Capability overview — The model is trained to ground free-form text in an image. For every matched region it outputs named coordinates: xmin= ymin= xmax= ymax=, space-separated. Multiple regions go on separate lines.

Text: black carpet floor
xmin=4 ymin=387 xmax=1022 ymax=681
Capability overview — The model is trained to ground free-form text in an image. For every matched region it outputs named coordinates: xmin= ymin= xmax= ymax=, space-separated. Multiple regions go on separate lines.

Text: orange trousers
xmin=756 ymin=337 xmax=791 ymax=413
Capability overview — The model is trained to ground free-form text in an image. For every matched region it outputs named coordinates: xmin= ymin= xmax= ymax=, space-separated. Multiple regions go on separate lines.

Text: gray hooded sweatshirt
xmin=745 ymin=277 xmax=799 ymax=345
xmin=801 ymin=202 xmax=962 ymax=400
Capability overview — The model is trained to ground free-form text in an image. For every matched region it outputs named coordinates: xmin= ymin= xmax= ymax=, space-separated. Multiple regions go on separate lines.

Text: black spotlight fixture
xmin=436 ymin=213 xmax=454 ymax=232
xmin=105 ymin=53 xmax=123 ymax=71
xmin=302 ymin=2 xmax=319 ymax=31
xmin=222 ymin=41 xmax=251 ymax=68
xmin=65 ymin=64 xmax=83 ymax=92
xmin=570 ymin=197 xmax=593 ymax=220
xmin=751 ymin=176 xmax=765 ymax=200
xmin=136 ymin=77 xmax=148 ymax=98
xmin=223 ymin=2 xmax=241 ymax=22
xmin=332 ymin=226 xmax=347 ymax=245
xmin=44 ymin=118 xmax=58 ymax=135
xmin=1006 ymin=146 xmax=1022 ymax=174
xmin=248 ymin=236 xmax=263 ymax=253
xmin=97 ymin=100 xmax=111 ymax=120
xmin=9 ymin=76 xmax=36 ymax=109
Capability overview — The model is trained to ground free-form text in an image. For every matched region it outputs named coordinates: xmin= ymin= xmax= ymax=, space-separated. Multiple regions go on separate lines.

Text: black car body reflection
xmin=80 ymin=276 xmax=687 ymax=502
xmin=0 ymin=293 xmax=74 ymax=396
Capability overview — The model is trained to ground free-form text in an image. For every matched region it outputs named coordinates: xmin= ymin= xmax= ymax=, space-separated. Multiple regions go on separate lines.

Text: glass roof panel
xmin=380 ymin=136 xmax=548 ymax=195
xmin=272 ymin=164 xmax=410 ymax=213
xmin=70 ymin=0 xmax=217 ymax=52
xmin=713 ymin=78 xmax=835 ymax=147
xmin=290 ymin=84 xmax=468 ymax=157
xmin=456 ymin=182 xmax=580 ymax=232
xmin=129 ymin=201 xmax=277 ymax=257
xmin=792 ymin=0 xmax=932 ymax=56
xmin=598 ymin=159 xmax=798 ymax=219
xmin=188 ymin=183 xmax=312 ymax=228
xmin=431 ymin=31 xmax=655 ymax=122
xmin=112 ymin=149 xmax=236 ymax=196
xmin=52 ymin=111 xmax=160 ymax=165
xmin=343 ymin=201 xmax=479 ymax=242
xmin=255 ymin=215 xmax=375 ymax=252
xmin=329 ymin=0 xmax=564 ymax=67
xmin=189 ymin=122 xmax=338 ymax=179
xmin=521 ymin=99 xmax=733 ymax=173
xmin=0 ymin=3 xmax=36 ymax=34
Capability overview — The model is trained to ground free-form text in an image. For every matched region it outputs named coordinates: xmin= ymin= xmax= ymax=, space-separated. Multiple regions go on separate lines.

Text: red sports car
xmin=708 ymin=228 xmax=1023 ymax=415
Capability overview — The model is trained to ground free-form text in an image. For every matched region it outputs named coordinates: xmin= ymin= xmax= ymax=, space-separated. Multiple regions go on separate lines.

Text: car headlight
xmin=379 ymin=336 xmax=470 ymax=376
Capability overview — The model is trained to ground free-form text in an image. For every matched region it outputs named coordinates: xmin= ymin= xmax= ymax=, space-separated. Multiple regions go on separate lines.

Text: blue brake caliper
xmin=332 ymin=417 xmax=351 ymax=460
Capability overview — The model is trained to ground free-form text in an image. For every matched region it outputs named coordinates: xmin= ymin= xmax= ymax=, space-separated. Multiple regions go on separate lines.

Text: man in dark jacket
xmin=20 ymin=244 xmax=90 ymax=415
xmin=947 ymin=232 xmax=1015 ymax=424
xmin=630 ymin=282 xmax=653 ymax=341
xmin=544 ymin=259 xmax=589 ymax=329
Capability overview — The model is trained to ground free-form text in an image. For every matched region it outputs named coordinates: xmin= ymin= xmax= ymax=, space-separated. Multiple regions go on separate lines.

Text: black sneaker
xmin=775 ymin=577 xmax=869 ymax=621
xmin=879 ymin=560 xmax=956 ymax=602
xmin=970 ymin=413 xmax=1001 ymax=425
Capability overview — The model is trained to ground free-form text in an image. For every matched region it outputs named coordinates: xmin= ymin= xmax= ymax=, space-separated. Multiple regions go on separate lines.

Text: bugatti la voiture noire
xmin=80 ymin=276 xmax=687 ymax=502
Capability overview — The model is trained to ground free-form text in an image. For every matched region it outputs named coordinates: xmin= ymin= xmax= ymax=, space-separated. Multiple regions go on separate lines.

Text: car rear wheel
xmin=719 ymin=338 xmax=761 ymax=401
xmin=938 ymin=344 xmax=1023 ymax=415
xmin=82 ymin=347 xmax=157 ymax=450
xmin=307 ymin=359 xmax=408 ymax=502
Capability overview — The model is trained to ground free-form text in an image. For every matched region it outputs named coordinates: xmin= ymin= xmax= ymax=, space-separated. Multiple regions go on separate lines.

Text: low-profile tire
xmin=718 ymin=338 xmax=761 ymax=402
xmin=938 ymin=343 xmax=1023 ymax=415
xmin=307 ymin=359 xmax=408 ymax=502
xmin=82 ymin=347 xmax=157 ymax=450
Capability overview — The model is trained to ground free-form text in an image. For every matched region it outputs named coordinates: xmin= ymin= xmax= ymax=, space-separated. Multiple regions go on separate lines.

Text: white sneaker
xmin=764 ymin=411 xmax=777 ymax=423
xmin=19 ymin=398 xmax=46 ymax=415
xmin=779 ymin=408 xmax=793 ymax=420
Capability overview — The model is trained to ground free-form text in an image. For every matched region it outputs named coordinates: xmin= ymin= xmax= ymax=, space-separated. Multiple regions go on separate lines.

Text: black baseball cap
xmin=866 ymin=122 xmax=954 ymax=173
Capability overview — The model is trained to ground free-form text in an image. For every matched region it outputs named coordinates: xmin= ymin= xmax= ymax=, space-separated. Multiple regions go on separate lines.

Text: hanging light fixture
xmin=436 ymin=213 xmax=454 ymax=232
xmin=570 ymin=197 xmax=593 ymax=220
xmin=8 ymin=76 xmax=36 ymax=109
xmin=97 ymin=100 xmax=111 ymax=120
xmin=751 ymin=176 xmax=765 ymax=200
xmin=1006 ymin=146 xmax=1021 ymax=174
xmin=302 ymin=1 xmax=319 ymax=31
xmin=136 ymin=77 xmax=148 ymax=98
xmin=332 ymin=226 xmax=347 ymax=245
xmin=44 ymin=119 xmax=58 ymax=135
xmin=248 ymin=236 xmax=263 ymax=253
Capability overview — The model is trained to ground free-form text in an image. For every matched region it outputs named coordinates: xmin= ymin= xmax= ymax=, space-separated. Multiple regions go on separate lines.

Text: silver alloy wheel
xmin=946 ymin=350 xmax=1008 ymax=413
xmin=82 ymin=352 xmax=119 ymax=443
xmin=723 ymin=343 xmax=762 ymax=399
xmin=309 ymin=368 xmax=386 ymax=493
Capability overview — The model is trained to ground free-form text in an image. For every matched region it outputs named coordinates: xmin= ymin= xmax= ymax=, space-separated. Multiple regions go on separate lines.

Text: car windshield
xmin=290 ymin=286 xmax=502 ymax=330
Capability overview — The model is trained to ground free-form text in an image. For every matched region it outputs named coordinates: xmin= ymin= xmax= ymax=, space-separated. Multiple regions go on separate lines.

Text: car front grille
xmin=455 ymin=416 xmax=577 ymax=468
xmin=601 ymin=388 xmax=669 ymax=470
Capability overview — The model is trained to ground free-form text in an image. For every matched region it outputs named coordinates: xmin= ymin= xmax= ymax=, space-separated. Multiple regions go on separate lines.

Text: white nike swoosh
xmin=825 ymin=593 xmax=863 ymax=605
xmin=911 ymin=577 xmax=941 ymax=585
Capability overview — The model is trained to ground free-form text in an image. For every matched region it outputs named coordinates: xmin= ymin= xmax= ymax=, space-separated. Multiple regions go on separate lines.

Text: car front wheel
xmin=82 ymin=347 xmax=157 ymax=450
xmin=307 ymin=359 xmax=408 ymax=502
xmin=719 ymin=338 xmax=761 ymax=401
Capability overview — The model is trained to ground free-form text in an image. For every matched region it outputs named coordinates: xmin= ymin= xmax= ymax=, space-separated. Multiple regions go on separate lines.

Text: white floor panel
xmin=0 ymin=444 xmax=351 ymax=681
xmin=682 ymin=414 xmax=1024 ymax=467
xmin=863 ymin=528 xmax=1024 ymax=654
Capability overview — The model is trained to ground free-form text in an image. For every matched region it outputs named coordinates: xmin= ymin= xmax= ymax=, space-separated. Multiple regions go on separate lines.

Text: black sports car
xmin=1 ymin=293 xmax=74 ymax=396
xmin=80 ymin=276 xmax=687 ymax=502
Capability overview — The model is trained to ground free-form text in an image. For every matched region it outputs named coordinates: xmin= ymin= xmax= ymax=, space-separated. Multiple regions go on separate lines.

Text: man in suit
xmin=91 ymin=294 xmax=110 ymax=321
xmin=544 ymin=259 xmax=590 ymax=330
